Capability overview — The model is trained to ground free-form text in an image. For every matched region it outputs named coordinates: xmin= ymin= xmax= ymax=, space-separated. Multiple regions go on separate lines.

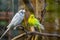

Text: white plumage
xmin=0 ymin=9 xmax=25 ymax=39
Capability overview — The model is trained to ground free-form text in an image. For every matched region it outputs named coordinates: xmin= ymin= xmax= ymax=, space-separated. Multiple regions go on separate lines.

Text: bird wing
xmin=34 ymin=18 xmax=45 ymax=30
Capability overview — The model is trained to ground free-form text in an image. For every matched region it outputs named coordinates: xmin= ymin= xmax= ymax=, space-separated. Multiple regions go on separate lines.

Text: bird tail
xmin=0 ymin=26 xmax=10 ymax=39
xmin=39 ymin=24 xmax=45 ymax=30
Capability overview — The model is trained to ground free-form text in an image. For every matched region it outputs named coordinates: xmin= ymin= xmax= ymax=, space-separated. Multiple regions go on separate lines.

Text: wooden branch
xmin=11 ymin=31 xmax=60 ymax=40
xmin=11 ymin=33 xmax=26 ymax=40
xmin=36 ymin=0 xmax=38 ymax=18
xmin=23 ymin=0 xmax=34 ymax=13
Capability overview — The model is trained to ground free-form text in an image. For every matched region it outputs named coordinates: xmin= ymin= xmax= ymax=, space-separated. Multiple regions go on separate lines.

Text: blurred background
xmin=0 ymin=0 xmax=60 ymax=40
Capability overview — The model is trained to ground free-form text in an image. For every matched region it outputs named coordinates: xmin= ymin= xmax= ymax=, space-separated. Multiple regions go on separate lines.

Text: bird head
xmin=19 ymin=9 xmax=25 ymax=13
xmin=30 ymin=14 xmax=35 ymax=18
xmin=18 ymin=9 xmax=25 ymax=16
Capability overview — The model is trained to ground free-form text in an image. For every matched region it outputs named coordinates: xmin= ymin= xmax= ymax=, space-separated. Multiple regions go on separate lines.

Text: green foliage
xmin=0 ymin=20 xmax=8 ymax=26
xmin=56 ymin=3 xmax=60 ymax=17
xmin=46 ymin=0 xmax=55 ymax=4
xmin=44 ymin=13 xmax=55 ymax=23
xmin=46 ymin=0 xmax=60 ymax=18
xmin=46 ymin=4 xmax=56 ymax=12
xmin=46 ymin=0 xmax=56 ymax=12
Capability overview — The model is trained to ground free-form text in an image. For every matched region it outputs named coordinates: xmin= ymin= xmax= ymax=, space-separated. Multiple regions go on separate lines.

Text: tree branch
xmin=11 ymin=31 xmax=60 ymax=40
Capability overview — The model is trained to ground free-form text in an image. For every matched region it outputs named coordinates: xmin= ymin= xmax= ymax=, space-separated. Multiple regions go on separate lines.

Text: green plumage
xmin=28 ymin=14 xmax=41 ymax=31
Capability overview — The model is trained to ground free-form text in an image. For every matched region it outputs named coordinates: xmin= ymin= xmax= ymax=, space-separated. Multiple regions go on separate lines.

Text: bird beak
xmin=23 ymin=9 xmax=25 ymax=13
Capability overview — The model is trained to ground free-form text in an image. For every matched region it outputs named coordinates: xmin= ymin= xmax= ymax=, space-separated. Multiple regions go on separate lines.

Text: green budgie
xmin=28 ymin=14 xmax=44 ymax=31
xmin=28 ymin=14 xmax=45 ymax=40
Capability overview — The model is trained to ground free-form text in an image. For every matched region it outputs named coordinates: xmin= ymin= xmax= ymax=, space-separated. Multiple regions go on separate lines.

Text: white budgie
xmin=0 ymin=9 xmax=25 ymax=39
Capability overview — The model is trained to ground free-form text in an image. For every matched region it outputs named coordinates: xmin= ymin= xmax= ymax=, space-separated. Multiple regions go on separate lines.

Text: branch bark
xmin=11 ymin=31 xmax=60 ymax=40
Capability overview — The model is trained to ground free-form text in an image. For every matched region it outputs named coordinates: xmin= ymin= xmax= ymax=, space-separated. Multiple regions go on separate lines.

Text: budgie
xmin=28 ymin=14 xmax=45 ymax=40
xmin=0 ymin=9 xmax=25 ymax=39
xmin=28 ymin=14 xmax=44 ymax=31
